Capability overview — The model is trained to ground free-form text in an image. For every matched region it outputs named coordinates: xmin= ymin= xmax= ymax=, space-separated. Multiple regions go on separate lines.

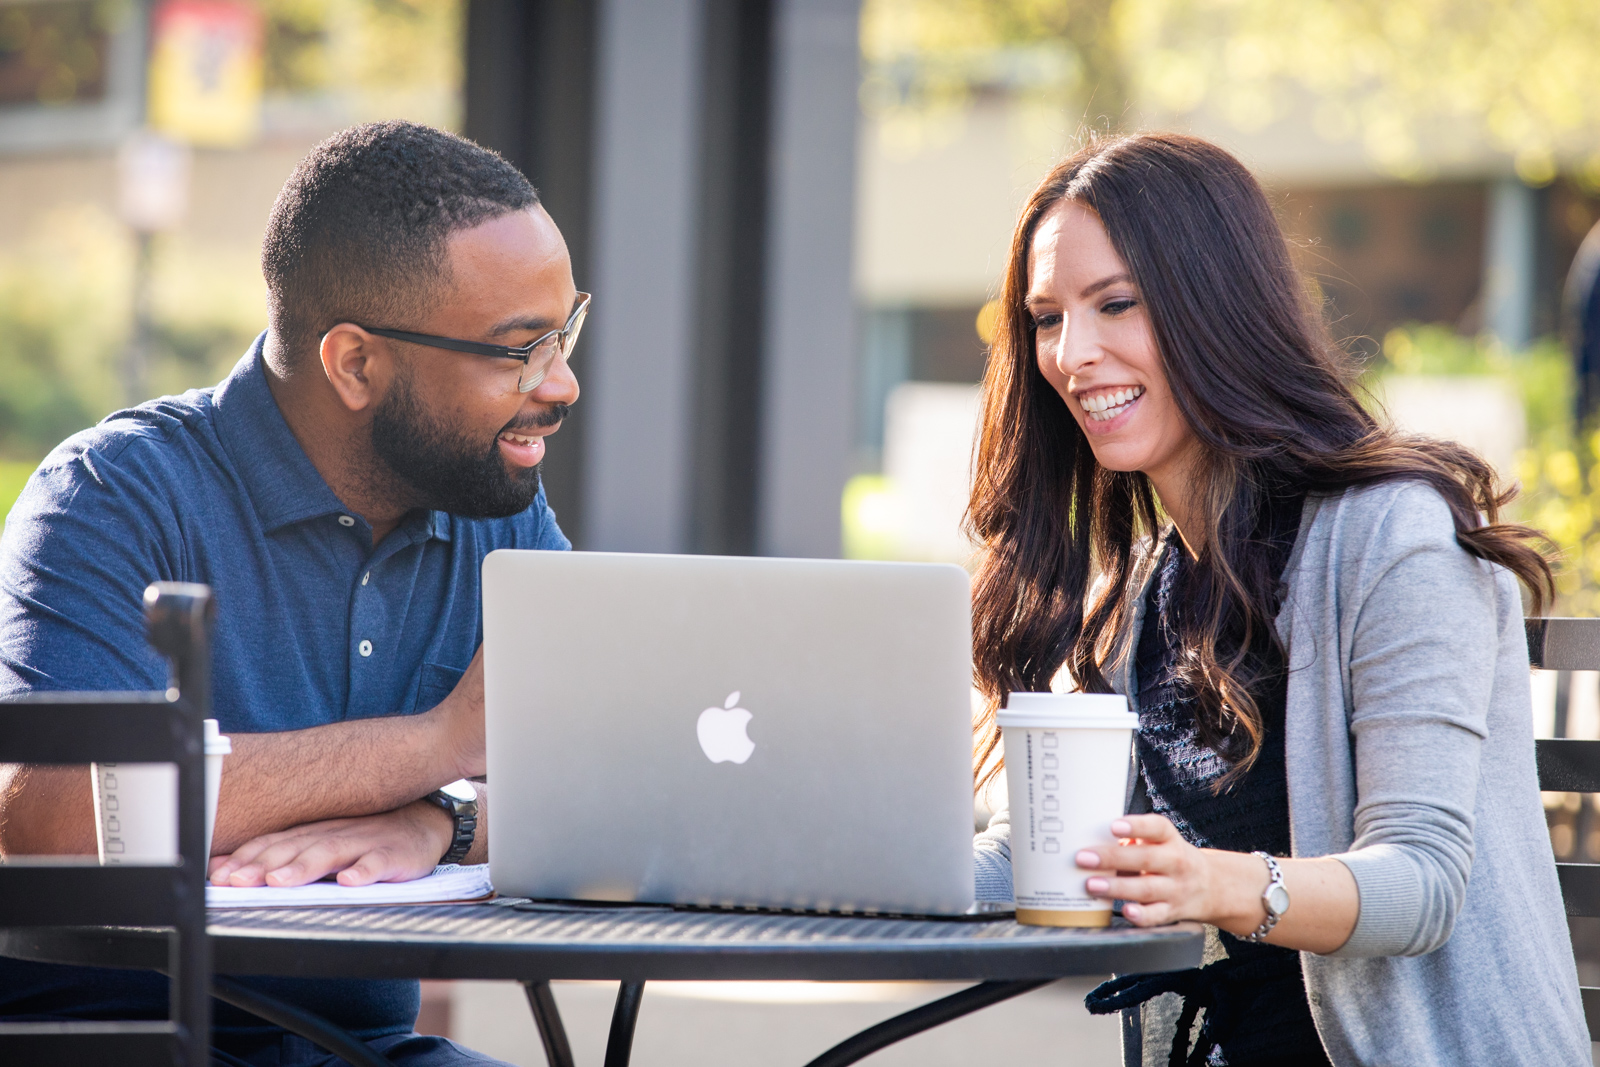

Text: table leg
xmin=801 ymin=979 xmax=1051 ymax=1067
xmin=603 ymin=980 xmax=646 ymax=1067
xmin=522 ymin=981 xmax=576 ymax=1067
xmin=209 ymin=975 xmax=394 ymax=1067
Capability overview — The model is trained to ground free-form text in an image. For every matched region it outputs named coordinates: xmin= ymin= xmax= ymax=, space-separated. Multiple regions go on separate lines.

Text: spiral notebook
xmin=206 ymin=864 xmax=494 ymax=908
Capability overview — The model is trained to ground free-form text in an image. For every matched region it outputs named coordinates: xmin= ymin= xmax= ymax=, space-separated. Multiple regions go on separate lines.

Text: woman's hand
xmin=1074 ymin=813 xmax=1361 ymax=953
xmin=1074 ymin=814 xmax=1260 ymax=930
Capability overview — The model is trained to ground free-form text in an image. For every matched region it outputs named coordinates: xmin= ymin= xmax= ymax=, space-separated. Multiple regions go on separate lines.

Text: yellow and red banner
xmin=146 ymin=0 xmax=265 ymax=147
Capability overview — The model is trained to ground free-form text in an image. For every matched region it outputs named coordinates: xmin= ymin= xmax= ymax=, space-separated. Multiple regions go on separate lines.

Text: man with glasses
xmin=0 ymin=122 xmax=578 ymax=1065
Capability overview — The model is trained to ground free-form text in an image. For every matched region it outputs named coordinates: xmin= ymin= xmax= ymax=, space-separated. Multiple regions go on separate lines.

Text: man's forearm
xmin=208 ymin=780 xmax=489 ymax=887
xmin=211 ymin=710 xmax=471 ymax=854
xmin=0 ymin=709 xmax=470 ymax=858
xmin=0 ymin=764 xmax=97 ymax=856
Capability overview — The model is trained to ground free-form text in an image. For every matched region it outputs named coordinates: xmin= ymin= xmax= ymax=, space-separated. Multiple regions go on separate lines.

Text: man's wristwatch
xmin=424 ymin=779 xmax=478 ymax=865
xmin=1244 ymin=851 xmax=1290 ymax=943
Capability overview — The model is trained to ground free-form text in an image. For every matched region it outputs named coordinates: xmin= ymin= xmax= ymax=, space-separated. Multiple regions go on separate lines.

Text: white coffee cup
xmin=998 ymin=692 xmax=1137 ymax=927
xmin=202 ymin=718 xmax=232 ymax=859
xmin=93 ymin=718 xmax=231 ymax=865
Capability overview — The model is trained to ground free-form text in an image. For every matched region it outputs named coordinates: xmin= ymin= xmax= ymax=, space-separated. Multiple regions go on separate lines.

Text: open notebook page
xmin=207 ymin=864 xmax=493 ymax=908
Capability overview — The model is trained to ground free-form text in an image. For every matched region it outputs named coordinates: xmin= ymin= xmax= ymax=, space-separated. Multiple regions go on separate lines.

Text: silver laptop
xmin=482 ymin=550 xmax=975 ymax=916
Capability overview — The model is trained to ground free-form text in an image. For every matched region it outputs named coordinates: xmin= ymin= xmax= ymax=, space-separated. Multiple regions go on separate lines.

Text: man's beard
xmin=369 ymin=369 xmax=566 ymax=519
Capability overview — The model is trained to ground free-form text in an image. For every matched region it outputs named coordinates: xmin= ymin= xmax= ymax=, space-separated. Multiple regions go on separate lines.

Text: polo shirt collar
xmin=428 ymin=511 xmax=453 ymax=542
xmin=213 ymin=333 xmax=452 ymax=541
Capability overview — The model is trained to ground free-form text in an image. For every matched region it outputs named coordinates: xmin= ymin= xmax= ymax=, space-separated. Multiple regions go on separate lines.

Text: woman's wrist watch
xmin=1244 ymin=851 xmax=1290 ymax=942
xmin=424 ymin=779 xmax=479 ymax=865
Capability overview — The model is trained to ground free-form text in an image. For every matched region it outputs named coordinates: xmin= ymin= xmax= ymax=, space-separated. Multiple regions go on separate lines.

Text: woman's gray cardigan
xmin=973 ymin=481 xmax=1591 ymax=1066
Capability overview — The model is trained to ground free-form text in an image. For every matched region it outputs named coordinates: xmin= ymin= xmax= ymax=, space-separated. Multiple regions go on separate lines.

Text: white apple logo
xmin=697 ymin=690 xmax=755 ymax=764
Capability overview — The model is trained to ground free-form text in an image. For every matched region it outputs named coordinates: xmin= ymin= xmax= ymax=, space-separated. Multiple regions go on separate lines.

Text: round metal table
xmin=1 ymin=900 xmax=1204 ymax=1067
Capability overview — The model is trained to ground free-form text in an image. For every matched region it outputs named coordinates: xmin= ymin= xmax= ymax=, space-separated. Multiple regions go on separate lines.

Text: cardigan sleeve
xmin=973 ymin=809 xmax=1014 ymax=902
xmin=1325 ymin=484 xmax=1498 ymax=958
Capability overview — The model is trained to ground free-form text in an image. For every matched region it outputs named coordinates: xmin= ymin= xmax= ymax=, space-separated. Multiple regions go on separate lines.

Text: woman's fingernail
xmin=1124 ymin=903 xmax=1143 ymax=920
xmin=1111 ymin=819 xmax=1131 ymax=836
xmin=1075 ymin=850 xmax=1100 ymax=868
xmin=1086 ymin=877 xmax=1109 ymax=894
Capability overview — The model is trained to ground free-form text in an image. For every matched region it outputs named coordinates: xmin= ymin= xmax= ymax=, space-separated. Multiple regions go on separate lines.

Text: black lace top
xmin=1122 ymin=497 xmax=1330 ymax=1066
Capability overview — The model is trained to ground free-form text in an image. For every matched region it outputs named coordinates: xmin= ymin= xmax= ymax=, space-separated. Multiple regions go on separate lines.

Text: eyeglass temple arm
xmin=366 ymin=328 xmax=521 ymax=361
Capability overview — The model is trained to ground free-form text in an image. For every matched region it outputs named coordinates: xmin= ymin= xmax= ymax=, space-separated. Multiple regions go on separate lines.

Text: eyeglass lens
xmin=518 ymin=303 xmax=589 ymax=393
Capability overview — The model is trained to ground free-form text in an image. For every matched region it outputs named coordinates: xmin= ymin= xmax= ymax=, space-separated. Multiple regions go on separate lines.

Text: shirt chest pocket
xmin=414 ymin=661 xmax=466 ymax=712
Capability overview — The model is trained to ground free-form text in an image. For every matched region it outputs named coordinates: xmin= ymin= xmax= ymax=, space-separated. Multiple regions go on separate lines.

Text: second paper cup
xmin=93 ymin=718 xmax=231 ymax=864
xmin=999 ymin=692 xmax=1137 ymax=927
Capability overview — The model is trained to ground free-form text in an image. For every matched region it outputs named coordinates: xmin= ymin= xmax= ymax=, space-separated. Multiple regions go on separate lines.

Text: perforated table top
xmin=0 ymin=900 xmax=1203 ymax=982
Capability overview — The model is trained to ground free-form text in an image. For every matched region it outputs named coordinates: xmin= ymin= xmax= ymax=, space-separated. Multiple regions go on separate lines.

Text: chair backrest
xmin=0 ymin=583 xmax=214 ymax=1066
xmin=1525 ymin=616 xmax=1600 ymax=1039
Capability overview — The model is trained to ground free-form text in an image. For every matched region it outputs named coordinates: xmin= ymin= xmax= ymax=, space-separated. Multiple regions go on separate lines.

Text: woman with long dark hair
xmin=968 ymin=133 xmax=1590 ymax=1066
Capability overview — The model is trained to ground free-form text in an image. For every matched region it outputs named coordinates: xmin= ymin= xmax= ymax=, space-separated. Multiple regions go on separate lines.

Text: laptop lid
xmin=483 ymin=550 xmax=975 ymax=916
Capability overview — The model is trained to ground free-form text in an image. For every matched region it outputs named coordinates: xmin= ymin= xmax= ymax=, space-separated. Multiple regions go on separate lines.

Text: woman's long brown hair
xmin=969 ymin=133 xmax=1554 ymax=790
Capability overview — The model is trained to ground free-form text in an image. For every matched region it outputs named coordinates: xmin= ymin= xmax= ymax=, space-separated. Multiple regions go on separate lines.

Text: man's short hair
xmin=261 ymin=121 xmax=538 ymax=368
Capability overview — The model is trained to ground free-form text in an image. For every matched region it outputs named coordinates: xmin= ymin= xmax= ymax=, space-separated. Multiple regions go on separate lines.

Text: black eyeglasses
xmin=364 ymin=293 xmax=591 ymax=393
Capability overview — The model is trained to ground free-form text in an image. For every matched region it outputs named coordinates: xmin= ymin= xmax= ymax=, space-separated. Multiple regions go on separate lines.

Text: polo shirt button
xmin=361 ymin=571 xmax=370 ymax=586
xmin=338 ymin=515 xmax=355 ymax=527
xmin=358 ymin=639 xmax=373 ymax=657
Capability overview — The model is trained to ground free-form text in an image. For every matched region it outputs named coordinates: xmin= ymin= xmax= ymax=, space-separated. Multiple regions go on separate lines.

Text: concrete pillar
xmin=582 ymin=0 xmax=707 ymax=552
xmin=757 ymin=0 xmax=862 ymax=558
xmin=464 ymin=0 xmax=598 ymax=546
xmin=469 ymin=0 xmax=861 ymax=557
xmin=1483 ymin=176 xmax=1538 ymax=351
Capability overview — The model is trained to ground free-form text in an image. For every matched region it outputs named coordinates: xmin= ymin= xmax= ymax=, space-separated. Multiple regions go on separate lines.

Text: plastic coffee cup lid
xmin=203 ymin=718 xmax=233 ymax=755
xmin=996 ymin=691 xmax=1137 ymax=729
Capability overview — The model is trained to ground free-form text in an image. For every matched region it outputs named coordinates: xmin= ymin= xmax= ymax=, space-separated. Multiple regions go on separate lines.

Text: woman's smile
xmin=1074 ymin=384 xmax=1145 ymax=427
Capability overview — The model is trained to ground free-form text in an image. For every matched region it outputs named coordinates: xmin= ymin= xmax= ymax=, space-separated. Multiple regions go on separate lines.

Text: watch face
xmin=439 ymin=779 xmax=477 ymax=804
xmin=1266 ymin=884 xmax=1291 ymax=917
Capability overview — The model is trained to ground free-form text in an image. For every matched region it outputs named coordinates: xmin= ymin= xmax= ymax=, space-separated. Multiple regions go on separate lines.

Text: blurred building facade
xmin=0 ymin=0 xmax=464 ymax=482
xmin=849 ymin=61 xmax=1600 ymax=563
xmin=3 ymin=0 xmax=1600 ymax=564
xmin=0 ymin=0 xmax=863 ymax=562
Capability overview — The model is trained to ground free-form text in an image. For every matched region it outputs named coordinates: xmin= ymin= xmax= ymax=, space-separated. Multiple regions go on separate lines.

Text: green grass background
xmin=0 ymin=460 xmax=37 ymax=524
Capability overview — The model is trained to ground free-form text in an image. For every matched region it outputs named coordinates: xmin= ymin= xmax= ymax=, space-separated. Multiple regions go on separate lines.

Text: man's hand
xmin=208 ymin=800 xmax=453 ymax=888
xmin=207 ymin=645 xmax=487 ymax=855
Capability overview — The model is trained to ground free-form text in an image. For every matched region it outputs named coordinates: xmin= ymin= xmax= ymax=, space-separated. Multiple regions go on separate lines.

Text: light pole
xmin=115 ymin=130 xmax=190 ymax=407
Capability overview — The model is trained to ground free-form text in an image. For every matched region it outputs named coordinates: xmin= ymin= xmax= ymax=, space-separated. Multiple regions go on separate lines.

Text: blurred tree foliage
xmin=0 ymin=206 xmax=260 ymax=464
xmin=1520 ymin=432 xmax=1600 ymax=615
xmin=258 ymin=0 xmax=462 ymax=125
xmin=862 ymin=0 xmax=1600 ymax=185
xmin=0 ymin=0 xmax=119 ymax=107
xmin=263 ymin=0 xmax=331 ymax=94
xmin=1369 ymin=325 xmax=1600 ymax=612
xmin=1372 ymin=325 xmax=1573 ymax=453
xmin=0 ymin=207 xmax=131 ymax=461
xmin=1123 ymin=0 xmax=1600 ymax=184
xmin=0 ymin=0 xmax=462 ymax=477
xmin=862 ymin=0 xmax=1120 ymax=131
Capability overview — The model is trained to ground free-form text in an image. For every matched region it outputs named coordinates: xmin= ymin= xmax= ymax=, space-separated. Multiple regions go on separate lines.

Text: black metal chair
xmin=0 ymin=584 xmax=397 ymax=1067
xmin=0 ymin=583 xmax=214 ymax=1065
xmin=1525 ymin=616 xmax=1600 ymax=1039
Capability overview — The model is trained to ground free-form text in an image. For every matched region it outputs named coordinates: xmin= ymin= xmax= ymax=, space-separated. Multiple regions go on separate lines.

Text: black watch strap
xmin=425 ymin=780 xmax=478 ymax=865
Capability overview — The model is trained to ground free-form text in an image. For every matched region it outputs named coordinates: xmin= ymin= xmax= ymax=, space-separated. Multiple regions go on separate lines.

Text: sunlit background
xmin=6 ymin=1 xmax=1600 ymax=584
xmin=3 ymin=0 xmax=1600 ymax=1055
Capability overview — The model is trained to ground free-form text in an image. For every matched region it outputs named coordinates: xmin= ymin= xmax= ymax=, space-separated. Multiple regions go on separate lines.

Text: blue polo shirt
xmin=0 ymin=335 xmax=569 ymax=1037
